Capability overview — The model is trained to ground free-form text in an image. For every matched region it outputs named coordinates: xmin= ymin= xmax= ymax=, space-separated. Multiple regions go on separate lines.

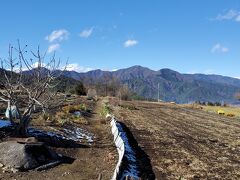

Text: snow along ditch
xmin=108 ymin=114 xmax=155 ymax=180
xmin=0 ymin=120 xmax=94 ymax=144
xmin=28 ymin=126 xmax=94 ymax=144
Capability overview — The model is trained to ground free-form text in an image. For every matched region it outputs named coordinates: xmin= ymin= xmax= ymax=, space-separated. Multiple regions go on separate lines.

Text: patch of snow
xmin=28 ymin=126 xmax=94 ymax=144
xmin=0 ymin=120 xmax=94 ymax=143
xmin=116 ymin=122 xmax=140 ymax=179
xmin=28 ymin=128 xmax=67 ymax=140
xmin=62 ymin=127 xmax=94 ymax=143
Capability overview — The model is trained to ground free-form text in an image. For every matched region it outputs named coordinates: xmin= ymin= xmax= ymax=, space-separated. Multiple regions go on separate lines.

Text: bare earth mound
xmin=110 ymin=100 xmax=240 ymax=179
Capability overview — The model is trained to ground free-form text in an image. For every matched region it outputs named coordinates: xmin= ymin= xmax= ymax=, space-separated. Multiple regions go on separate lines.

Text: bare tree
xmin=117 ymin=85 xmax=132 ymax=101
xmin=234 ymin=92 xmax=240 ymax=101
xmin=87 ymin=88 xmax=97 ymax=100
xmin=0 ymin=41 xmax=66 ymax=136
xmin=94 ymin=75 xmax=121 ymax=97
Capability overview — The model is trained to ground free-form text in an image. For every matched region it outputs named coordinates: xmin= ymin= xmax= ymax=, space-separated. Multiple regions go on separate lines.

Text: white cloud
xmin=211 ymin=43 xmax=229 ymax=53
xmin=111 ymin=68 xmax=118 ymax=71
xmin=32 ymin=62 xmax=46 ymax=68
xmin=45 ymin=29 xmax=69 ymax=42
xmin=100 ymin=68 xmax=119 ymax=71
xmin=215 ymin=9 xmax=240 ymax=22
xmin=124 ymin=39 xmax=138 ymax=48
xmin=19 ymin=62 xmax=47 ymax=71
xmin=47 ymin=43 xmax=60 ymax=53
xmin=64 ymin=64 xmax=118 ymax=72
xmin=236 ymin=15 xmax=240 ymax=22
xmin=65 ymin=63 xmax=93 ymax=72
xmin=79 ymin=27 xmax=94 ymax=38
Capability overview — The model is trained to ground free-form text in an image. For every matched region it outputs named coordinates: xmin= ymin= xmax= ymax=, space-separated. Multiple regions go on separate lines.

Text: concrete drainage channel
xmin=108 ymin=114 xmax=155 ymax=180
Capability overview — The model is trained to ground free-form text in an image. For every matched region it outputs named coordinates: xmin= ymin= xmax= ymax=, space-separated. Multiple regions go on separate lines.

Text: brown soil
xmin=0 ymin=98 xmax=117 ymax=180
xmin=110 ymin=100 xmax=240 ymax=179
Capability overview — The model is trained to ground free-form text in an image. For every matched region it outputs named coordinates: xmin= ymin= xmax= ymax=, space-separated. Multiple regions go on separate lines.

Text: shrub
xmin=55 ymin=111 xmax=69 ymax=126
xmin=131 ymin=93 xmax=145 ymax=101
xmin=54 ymin=111 xmax=88 ymax=126
xmin=78 ymin=104 xmax=87 ymax=111
xmin=117 ymin=85 xmax=132 ymax=101
xmin=201 ymin=102 xmax=206 ymax=106
xmin=87 ymin=88 xmax=97 ymax=100
xmin=226 ymin=113 xmax=235 ymax=117
xmin=223 ymin=103 xmax=228 ymax=107
xmin=234 ymin=92 xmax=240 ymax=101
xmin=62 ymin=105 xmax=76 ymax=113
xmin=207 ymin=102 xmax=214 ymax=106
xmin=195 ymin=100 xmax=201 ymax=105
xmin=74 ymin=82 xmax=86 ymax=96
xmin=35 ymin=113 xmax=53 ymax=124
xmin=62 ymin=103 xmax=88 ymax=113
xmin=206 ymin=101 xmax=221 ymax=106
xmin=68 ymin=89 xmax=75 ymax=95
xmin=214 ymin=102 xmax=221 ymax=106
xmin=100 ymin=104 xmax=112 ymax=117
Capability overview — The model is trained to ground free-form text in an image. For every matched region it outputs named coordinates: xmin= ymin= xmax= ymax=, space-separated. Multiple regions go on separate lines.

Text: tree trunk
xmin=16 ymin=124 xmax=27 ymax=137
xmin=15 ymin=116 xmax=31 ymax=137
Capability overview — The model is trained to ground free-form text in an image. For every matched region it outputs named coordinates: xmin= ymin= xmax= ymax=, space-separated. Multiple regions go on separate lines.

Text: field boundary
xmin=108 ymin=114 xmax=155 ymax=180
xmin=108 ymin=114 xmax=125 ymax=180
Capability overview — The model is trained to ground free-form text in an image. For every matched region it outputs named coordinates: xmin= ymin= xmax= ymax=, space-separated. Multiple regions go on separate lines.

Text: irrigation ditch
xmin=108 ymin=115 xmax=155 ymax=180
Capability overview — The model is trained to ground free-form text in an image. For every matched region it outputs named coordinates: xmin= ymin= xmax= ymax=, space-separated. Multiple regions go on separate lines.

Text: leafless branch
xmin=0 ymin=41 xmax=67 ymax=135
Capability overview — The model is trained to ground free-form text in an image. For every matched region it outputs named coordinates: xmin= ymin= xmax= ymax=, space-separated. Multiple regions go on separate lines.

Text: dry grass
xmin=62 ymin=104 xmax=88 ymax=113
xmin=99 ymin=104 xmax=112 ymax=118
xmin=201 ymin=105 xmax=240 ymax=118
xmin=55 ymin=110 xmax=89 ymax=126
xmin=32 ymin=103 xmax=90 ymax=126
xmin=118 ymin=103 xmax=139 ymax=110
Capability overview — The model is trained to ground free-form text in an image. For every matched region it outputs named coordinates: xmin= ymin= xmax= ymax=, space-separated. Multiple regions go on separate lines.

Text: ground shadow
xmin=28 ymin=128 xmax=90 ymax=148
xmin=116 ymin=121 xmax=156 ymax=180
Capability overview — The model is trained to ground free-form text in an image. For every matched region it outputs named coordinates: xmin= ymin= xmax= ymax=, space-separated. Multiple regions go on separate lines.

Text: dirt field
xmin=110 ymin=100 xmax=240 ymax=179
xmin=0 ymin=98 xmax=117 ymax=180
xmin=1 ymin=97 xmax=240 ymax=179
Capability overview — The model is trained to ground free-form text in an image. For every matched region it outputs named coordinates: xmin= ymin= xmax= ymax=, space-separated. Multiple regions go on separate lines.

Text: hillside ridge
xmin=60 ymin=65 xmax=240 ymax=103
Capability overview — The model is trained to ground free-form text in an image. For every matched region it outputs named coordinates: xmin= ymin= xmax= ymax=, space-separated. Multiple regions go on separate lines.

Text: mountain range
xmin=2 ymin=66 xmax=240 ymax=104
xmin=62 ymin=65 xmax=240 ymax=104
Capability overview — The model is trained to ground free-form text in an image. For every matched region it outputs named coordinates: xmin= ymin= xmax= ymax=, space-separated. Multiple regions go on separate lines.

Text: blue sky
xmin=1 ymin=0 xmax=240 ymax=77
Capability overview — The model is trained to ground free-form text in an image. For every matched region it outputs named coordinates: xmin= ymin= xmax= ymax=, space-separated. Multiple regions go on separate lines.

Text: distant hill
xmin=1 ymin=68 xmax=81 ymax=93
xmin=61 ymin=65 xmax=240 ymax=104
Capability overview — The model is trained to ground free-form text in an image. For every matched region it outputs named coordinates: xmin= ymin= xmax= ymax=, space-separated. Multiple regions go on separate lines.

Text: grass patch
xmin=100 ymin=104 xmax=112 ymax=118
xmin=62 ymin=104 xmax=90 ymax=113
xmin=54 ymin=111 xmax=89 ymax=126
xmin=52 ymin=103 xmax=91 ymax=126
